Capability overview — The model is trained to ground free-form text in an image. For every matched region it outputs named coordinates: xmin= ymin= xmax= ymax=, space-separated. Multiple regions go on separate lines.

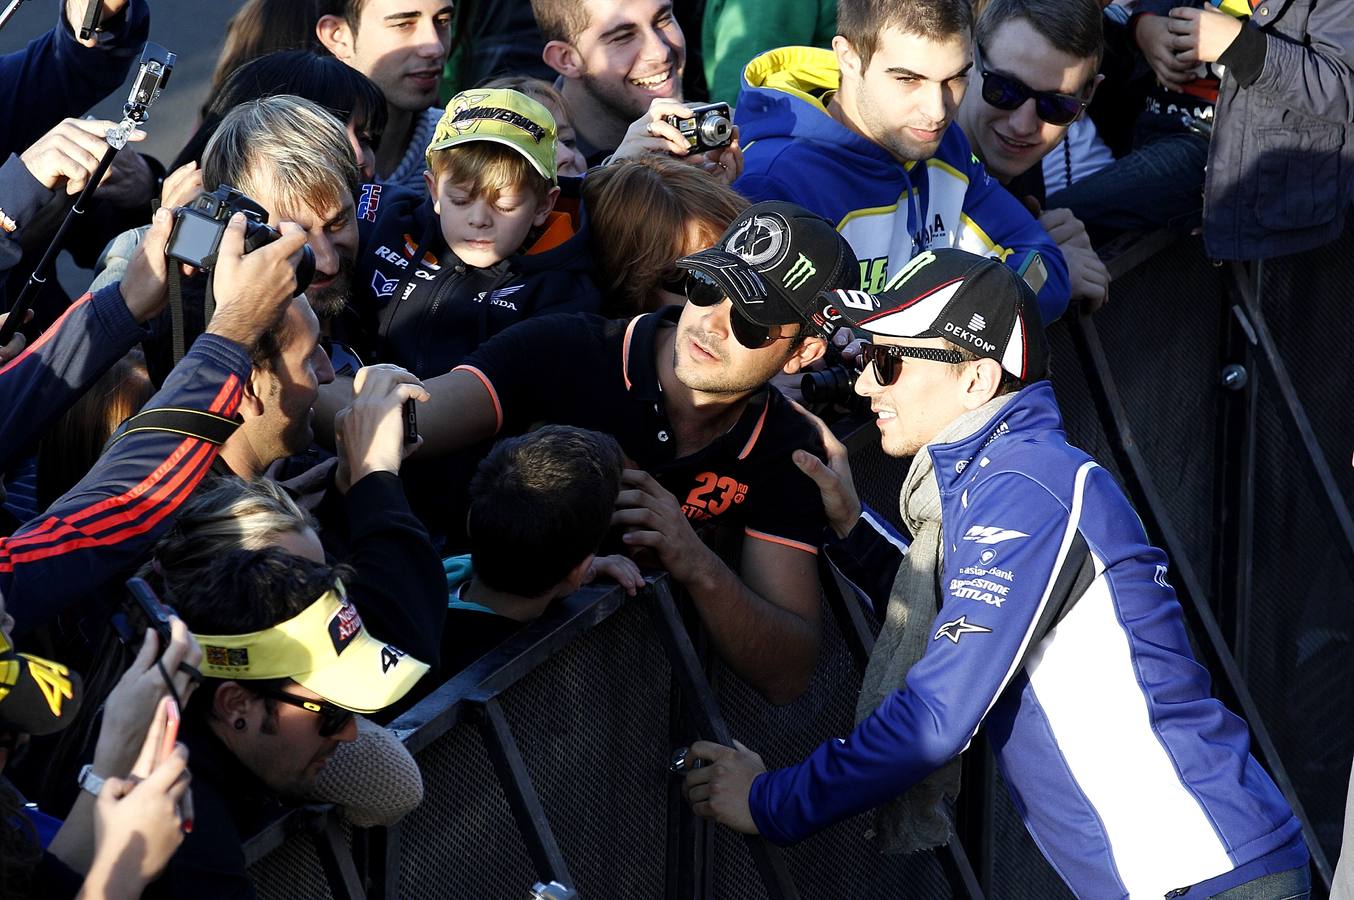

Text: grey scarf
xmin=856 ymin=393 xmax=1016 ymax=854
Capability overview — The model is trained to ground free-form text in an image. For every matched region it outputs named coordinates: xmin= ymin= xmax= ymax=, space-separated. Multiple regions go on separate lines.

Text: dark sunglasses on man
xmin=855 ymin=342 xmax=968 ymax=386
xmin=251 ymin=685 xmax=355 ymax=738
xmin=680 ymin=270 xmax=795 ymax=350
xmin=975 ymin=43 xmax=1089 ymax=127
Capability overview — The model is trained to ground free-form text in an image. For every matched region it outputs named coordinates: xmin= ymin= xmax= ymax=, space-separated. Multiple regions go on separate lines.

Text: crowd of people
xmin=0 ymin=0 xmax=1350 ymax=896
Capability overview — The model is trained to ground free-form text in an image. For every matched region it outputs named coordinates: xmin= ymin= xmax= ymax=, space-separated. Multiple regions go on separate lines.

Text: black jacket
xmin=346 ymin=178 xmax=602 ymax=379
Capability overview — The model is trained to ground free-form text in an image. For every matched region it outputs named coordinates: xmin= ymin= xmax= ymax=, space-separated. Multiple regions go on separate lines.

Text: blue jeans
xmin=1046 ymin=130 xmax=1210 ymax=247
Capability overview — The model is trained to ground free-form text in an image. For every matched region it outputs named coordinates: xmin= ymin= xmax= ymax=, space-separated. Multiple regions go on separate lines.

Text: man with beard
xmin=316 ymin=0 xmax=456 ymax=193
xmin=399 ymin=202 xmax=857 ymax=704
xmin=731 ymin=0 xmax=1072 ymax=325
xmin=532 ymin=0 xmax=687 ymax=166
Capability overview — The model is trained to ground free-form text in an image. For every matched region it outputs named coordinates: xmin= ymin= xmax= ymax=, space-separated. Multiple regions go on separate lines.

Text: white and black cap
xmin=810 ymin=249 xmax=1049 ymax=381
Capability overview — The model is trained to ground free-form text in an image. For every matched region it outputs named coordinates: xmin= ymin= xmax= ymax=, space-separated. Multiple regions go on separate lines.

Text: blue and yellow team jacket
xmin=733 ymin=47 xmax=1070 ymax=324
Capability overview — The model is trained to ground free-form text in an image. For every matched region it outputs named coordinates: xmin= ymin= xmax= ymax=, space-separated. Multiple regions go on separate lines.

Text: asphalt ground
xmin=0 ymin=0 xmax=246 ymax=292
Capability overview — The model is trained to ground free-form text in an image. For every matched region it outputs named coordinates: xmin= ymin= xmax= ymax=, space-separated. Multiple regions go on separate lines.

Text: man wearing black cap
xmin=409 ymin=200 xmax=859 ymax=704
xmin=685 ymin=248 xmax=1311 ymax=898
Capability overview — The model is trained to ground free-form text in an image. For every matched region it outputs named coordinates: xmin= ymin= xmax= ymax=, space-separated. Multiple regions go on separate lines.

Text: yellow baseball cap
xmin=193 ymin=583 xmax=428 ymax=715
xmin=426 ymin=88 xmax=558 ymax=183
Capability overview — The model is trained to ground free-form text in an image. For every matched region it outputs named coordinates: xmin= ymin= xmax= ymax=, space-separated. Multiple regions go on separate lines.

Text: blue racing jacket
xmin=733 ymin=47 xmax=1070 ymax=324
xmin=750 ymin=382 xmax=1306 ymax=897
xmin=0 ymin=296 xmax=249 ymax=635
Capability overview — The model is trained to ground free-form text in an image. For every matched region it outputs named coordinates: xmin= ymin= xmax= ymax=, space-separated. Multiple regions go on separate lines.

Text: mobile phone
xmin=158 ymin=695 xmax=180 ymax=765
xmin=78 ymin=0 xmax=102 ymax=41
xmin=125 ymin=577 xmax=174 ymax=650
xmin=403 ymin=398 xmax=418 ymax=444
xmin=1017 ymin=250 xmax=1048 ymax=296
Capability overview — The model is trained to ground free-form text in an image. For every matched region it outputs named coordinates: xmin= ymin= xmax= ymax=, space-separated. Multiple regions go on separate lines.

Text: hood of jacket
xmin=735 ymin=46 xmax=909 ymax=178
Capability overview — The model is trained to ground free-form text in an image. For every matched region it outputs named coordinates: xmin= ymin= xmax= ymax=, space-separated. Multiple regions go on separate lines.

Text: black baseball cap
xmin=0 ymin=629 xmax=82 ymax=737
xmin=811 ymin=249 xmax=1049 ymax=382
xmin=675 ymin=201 xmax=858 ymax=326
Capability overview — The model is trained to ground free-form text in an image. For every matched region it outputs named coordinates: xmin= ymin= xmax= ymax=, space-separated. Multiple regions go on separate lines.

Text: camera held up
xmin=166 ymin=185 xmax=315 ymax=296
xmin=663 ymin=102 xmax=734 ymax=154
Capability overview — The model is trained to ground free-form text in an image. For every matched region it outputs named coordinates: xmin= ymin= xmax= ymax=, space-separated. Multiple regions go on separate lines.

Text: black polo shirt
xmin=456 ymin=307 xmax=827 ymax=555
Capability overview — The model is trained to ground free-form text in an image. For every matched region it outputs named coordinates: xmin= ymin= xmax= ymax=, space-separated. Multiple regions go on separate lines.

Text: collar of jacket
xmin=926 ymin=380 xmax=1063 ymax=493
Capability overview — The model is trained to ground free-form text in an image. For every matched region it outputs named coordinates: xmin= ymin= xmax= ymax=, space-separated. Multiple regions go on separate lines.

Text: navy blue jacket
xmin=754 ymin=383 xmax=1306 ymax=896
xmin=0 ymin=304 xmax=250 ymax=636
xmin=346 ymin=180 xmax=601 ymax=378
xmin=0 ymin=0 xmax=150 ymax=306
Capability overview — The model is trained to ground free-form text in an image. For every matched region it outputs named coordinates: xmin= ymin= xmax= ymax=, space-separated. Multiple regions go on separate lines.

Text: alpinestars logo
xmin=968 ymin=313 xmax=987 ymax=331
xmin=963 ymin=525 xmax=1030 ymax=544
xmin=783 ymin=253 xmax=816 ymax=289
xmin=934 ymin=616 xmax=992 ymax=644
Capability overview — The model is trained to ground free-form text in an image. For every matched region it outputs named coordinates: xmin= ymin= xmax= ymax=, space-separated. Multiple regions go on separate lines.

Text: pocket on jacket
xmin=1254 ymin=123 xmax=1344 ymax=231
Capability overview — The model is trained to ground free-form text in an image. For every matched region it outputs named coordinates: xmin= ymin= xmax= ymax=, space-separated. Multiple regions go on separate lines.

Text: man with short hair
xmin=316 ymin=0 xmax=456 ymax=191
xmin=956 ymin=0 xmax=1112 ymax=309
xmin=157 ymin=546 xmax=427 ymax=896
xmin=732 ymin=0 xmax=1072 ymax=324
xmin=410 ymin=201 xmax=857 ymax=704
xmin=533 ymin=0 xmax=686 ymax=166
xmin=684 ymin=248 xmax=1311 ymax=897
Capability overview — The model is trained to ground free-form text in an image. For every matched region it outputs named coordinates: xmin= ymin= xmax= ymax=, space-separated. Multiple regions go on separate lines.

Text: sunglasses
xmin=682 ymin=270 xmax=792 ymax=350
xmin=252 ymin=686 xmax=355 ymax=738
xmin=975 ymin=43 xmax=1088 ymax=126
xmin=855 ymin=342 xmax=968 ymax=386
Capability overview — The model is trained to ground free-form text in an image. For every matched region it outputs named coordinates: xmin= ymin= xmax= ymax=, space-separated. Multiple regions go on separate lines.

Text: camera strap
xmin=106 ymin=406 xmax=240 ymax=448
xmin=167 ymin=264 xmax=215 ymax=365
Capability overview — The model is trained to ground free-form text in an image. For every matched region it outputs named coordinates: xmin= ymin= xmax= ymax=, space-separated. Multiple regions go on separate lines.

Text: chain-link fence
xmin=241 ymin=229 xmax=1353 ymax=897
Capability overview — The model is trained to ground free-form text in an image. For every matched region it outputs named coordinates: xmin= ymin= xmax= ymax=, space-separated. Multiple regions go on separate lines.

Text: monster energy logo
xmin=783 ymin=253 xmax=816 ymax=290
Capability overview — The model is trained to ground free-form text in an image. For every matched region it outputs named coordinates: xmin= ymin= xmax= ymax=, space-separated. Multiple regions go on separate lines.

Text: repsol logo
xmin=943 ymin=322 xmax=996 ymax=353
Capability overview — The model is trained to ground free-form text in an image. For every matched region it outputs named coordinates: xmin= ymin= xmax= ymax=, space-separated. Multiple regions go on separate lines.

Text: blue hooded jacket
xmin=733 ymin=47 xmax=1070 ymax=324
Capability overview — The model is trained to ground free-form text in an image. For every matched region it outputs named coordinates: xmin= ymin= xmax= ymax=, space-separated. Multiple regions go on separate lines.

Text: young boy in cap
xmin=350 ymin=88 xmax=602 ymax=379
xmin=684 ymin=248 xmax=1311 ymax=898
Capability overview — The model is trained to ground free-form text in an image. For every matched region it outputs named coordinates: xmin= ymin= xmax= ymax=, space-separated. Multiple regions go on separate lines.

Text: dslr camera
xmin=166 ymin=185 xmax=315 ymax=295
xmin=663 ymin=102 xmax=733 ymax=154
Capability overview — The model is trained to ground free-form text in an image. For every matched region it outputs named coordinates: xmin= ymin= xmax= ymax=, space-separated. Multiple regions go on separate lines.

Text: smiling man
xmin=532 ymin=0 xmax=686 ymax=166
xmin=732 ymin=0 xmax=1072 ymax=325
xmin=685 ymin=248 xmax=1311 ymax=899
xmin=956 ymin=0 xmax=1111 ymax=310
xmin=317 ymin=0 xmax=456 ymax=191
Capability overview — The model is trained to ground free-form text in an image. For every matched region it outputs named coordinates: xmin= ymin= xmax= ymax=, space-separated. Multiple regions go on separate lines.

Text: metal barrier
xmin=242 ymin=228 xmax=1354 ymax=897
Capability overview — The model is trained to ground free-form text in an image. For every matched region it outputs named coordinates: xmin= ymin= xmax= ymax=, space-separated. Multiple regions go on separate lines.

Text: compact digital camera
xmin=166 ymin=185 xmax=315 ymax=295
xmin=663 ymin=102 xmax=734 ymax=154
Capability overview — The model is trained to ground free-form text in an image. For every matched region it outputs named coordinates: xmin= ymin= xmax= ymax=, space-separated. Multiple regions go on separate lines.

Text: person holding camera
xmin=532 ymin=0 xmax=687 ymax=167
xmin=0 ymin=199 xmax=310 ymax=636
xmin=402 ymin=201 xmax=857 ymax=705
xmin=683 ymin=249 xmax=1310 ymax=898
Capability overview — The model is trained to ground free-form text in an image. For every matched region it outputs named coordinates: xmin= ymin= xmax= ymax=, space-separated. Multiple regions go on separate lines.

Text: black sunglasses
xmin=252 ymin=686 xmax=355 ymax=738
xmin=681 ymin=269 xmax=791 ymax=350
xmin=975 ymin=43 xmax=1088 ymax=127
xmin=855 ymin=342 xmax=968 ymax=386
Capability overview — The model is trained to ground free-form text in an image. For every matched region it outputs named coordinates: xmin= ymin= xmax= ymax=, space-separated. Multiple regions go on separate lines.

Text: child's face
xmin=426 ymin=172 xmax=555 ymax=268
xmin=541 ymin=98 xmax=588 ymax=177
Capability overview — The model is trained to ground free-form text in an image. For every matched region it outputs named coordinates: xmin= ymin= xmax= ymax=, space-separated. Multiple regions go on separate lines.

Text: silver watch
xmin=77 ymin=764 xmax=107 ymax=799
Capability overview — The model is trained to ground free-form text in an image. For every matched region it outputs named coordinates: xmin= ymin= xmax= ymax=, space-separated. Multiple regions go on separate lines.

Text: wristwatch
xmin=77 ymin=764 xmax=107 ymax=799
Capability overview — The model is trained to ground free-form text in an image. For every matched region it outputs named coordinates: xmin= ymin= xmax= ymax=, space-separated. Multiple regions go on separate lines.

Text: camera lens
xmin=801 ymin=366 xmax=857 ymax=406
xmin=699 ymin=114 xmax=732 ymax=147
